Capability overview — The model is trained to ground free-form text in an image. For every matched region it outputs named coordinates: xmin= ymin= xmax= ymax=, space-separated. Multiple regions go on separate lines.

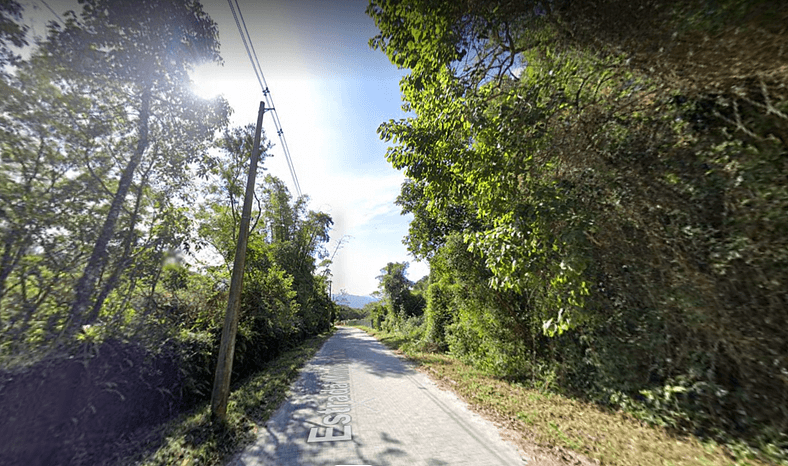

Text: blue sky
xmin=27 ymin=0 xmax=428 ymax=296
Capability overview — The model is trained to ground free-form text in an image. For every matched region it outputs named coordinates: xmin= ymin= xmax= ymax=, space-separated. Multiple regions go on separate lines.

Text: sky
xmin=22 ymin=0 xmax=429 ymax=296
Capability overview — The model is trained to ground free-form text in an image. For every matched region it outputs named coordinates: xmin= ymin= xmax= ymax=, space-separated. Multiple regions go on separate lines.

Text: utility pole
xmin=211 ymin=101 xmax=266 ymax=424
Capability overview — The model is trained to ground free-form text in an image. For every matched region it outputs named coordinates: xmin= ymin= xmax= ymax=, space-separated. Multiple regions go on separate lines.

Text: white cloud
xmin=190 ymin=0 xmax=423 ymax=295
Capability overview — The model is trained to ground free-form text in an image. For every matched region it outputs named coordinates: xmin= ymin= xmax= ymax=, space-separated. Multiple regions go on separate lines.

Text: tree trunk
xmin=87 ymin=160 xmax=151 ymax=324
xmin=68 ymin=85 xmax=150 ymax=333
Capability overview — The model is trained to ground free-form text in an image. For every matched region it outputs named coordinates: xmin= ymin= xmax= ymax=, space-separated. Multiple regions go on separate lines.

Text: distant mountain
xmin=334 ymin=294 xmax=378 ymax=309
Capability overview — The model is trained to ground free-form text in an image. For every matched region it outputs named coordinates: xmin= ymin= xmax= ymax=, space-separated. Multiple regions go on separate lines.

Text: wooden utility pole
xmin=211 ymin=101 xmax=266 ymax=424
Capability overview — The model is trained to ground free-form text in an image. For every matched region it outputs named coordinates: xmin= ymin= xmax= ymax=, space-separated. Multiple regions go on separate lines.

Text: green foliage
xmin=424 ymin=281 xmax=452 ymax=351
xmin=364 ymin=300 xmax=388 ymax=331
xmin=197 ymin=126 xmax=335 ymax=340
xmin=370 ymin=0 xmax=788 ymax=460
xmin=0 ymin=2 xmax=336 ymax=462
xmin=336 ymin=304 xmax=367 ymax=322
xmin=435 ymin=234 xmax=533 ymax=378
xmin=373 ymin=261 xmax=426 ymax=332
xmin=0 ymin=0 xmax=230 ymax=359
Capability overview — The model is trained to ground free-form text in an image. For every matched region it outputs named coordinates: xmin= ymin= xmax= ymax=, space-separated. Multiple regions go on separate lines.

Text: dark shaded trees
xmin=369 ymin=0 xmax=788 ymax=455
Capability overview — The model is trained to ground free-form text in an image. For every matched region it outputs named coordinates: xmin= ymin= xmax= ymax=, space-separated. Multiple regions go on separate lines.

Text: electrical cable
xmin=227 ymin=0 xmax=303 ymax=198
xmin=39 ymin=0 xmax=63 ymax=24
xmin=226 ymin=0 xmax=264 ymax=95
xmin=233 ymin=0 xmax=302 ymax=198
xmin=227 ymin=0 xmax=332 ymax=282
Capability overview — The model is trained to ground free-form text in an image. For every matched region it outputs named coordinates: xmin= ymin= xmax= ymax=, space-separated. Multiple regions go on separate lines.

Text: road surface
xmin=229 ymin=326 xmax=526 ymax=466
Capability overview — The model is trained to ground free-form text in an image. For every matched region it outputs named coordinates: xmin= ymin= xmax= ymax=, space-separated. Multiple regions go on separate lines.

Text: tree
xmin=365 ymin=299 xmax=388 ymax=330
xmin=0 ymin=43 xmax=132 ymax=349
xmin=198 ymin=168 xmax=334 ymax=337
xmin=37 ymin=0 xmax=229 ymax=334
xmin=197 ymin=124 xmax=272 ymax=270
xmin=375 ymin=261 xmax=424 ymax=327
xmin=369 ymin=0 xmax=788 ymax=453
xmin=259 ymin=176 xmax=334 ymax=335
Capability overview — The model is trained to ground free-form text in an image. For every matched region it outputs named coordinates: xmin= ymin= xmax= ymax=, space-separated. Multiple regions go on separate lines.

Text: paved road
xmin=230 ymin=326 xmax=526 ymax=466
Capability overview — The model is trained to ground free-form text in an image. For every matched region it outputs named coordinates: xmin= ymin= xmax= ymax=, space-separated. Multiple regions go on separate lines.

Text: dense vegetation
xmin=368 ymin=0 xmax=787 ymax=461
xmin=366 ymin=261 xmax=426 ymax=330
xmin=0 ymin=1 xmax=335 ymax=463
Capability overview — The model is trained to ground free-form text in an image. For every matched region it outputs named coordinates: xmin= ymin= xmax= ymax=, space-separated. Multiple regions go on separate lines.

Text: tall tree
xmin=0 ymin=48 xmax=118 ymax=345
xmin=376 ymin=262 xmax=421 ymax=322
xmin=197 ymin=124 xmax=272 ymax=269
xmin=259 ymin=176 xmax=333 ymax=334
xmin=369 ymin=0 xmax=788 ymax=450
xmin=38 ymin=0 xmax=229 ymax=334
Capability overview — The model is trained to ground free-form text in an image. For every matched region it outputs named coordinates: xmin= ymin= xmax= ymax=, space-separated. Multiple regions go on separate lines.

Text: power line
xmin=233 ymin=0 xmax=302 ymax=198
xmin=226 ymin=0 xmax=303 ymax=199
xmin=39 ymin=0 xmax=63 ymax=24
xmin=226 ymin=0 xmax=263 ymax=92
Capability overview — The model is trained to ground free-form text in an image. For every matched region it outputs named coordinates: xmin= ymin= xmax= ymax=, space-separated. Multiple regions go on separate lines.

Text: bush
xmin=371 ymin=1 xmax=788 ymax=457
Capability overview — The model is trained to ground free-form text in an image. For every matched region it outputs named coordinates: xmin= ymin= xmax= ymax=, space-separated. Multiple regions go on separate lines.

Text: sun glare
xmin=190 ymin=62 xmax=224 ymax=99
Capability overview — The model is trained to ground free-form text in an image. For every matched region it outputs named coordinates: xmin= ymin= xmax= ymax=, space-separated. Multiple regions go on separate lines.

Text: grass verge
xmin=106 ymin=329 xmax=335 ymax=466
xmin=355 ymin=326 xmax=776 ymax=466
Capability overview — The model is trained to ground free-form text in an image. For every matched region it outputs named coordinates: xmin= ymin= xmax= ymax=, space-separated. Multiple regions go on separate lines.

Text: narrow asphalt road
xmin=229 ymin=326 xmax=526 ymax=466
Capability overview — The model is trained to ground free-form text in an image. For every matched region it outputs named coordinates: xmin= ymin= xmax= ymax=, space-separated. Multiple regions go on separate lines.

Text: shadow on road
xmin=232 ymin=327 xmax=521 ymax=466
xmin=339 ymin=327 xmax=415 ymax=377
xmin=288 ymin=328 xmax=413 ymax=398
